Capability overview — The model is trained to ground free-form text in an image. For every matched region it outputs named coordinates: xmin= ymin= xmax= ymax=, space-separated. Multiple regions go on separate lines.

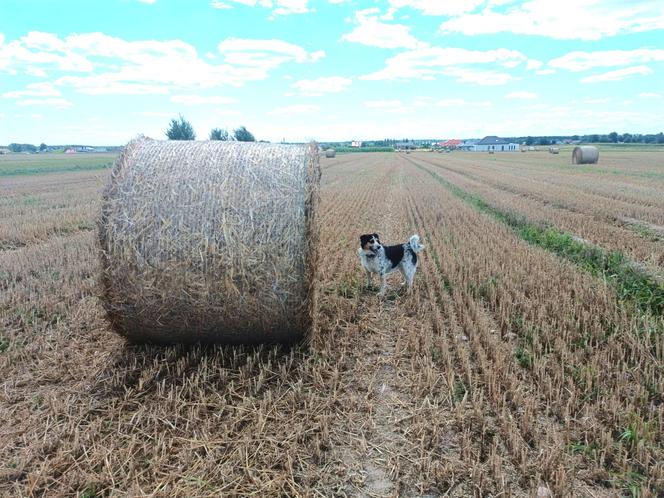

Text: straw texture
xmin=572 ymin=146 xmax=599 ymax=164
xmin=99 ymin=137 xmax=321 ymax=344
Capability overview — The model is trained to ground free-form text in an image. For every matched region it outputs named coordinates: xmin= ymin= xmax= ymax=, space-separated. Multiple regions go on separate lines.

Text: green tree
xmin=608 ymin=131 xmax=619 ymax=143
xmin=165 ymin=115 xmax=196 ymax=140
xmin=209 ymin=128 xmax=229 ymax=141
xmin=233 ymin=126 xmax=255 ymax=142
xmin=39 ymin=143 xmax=47 ymax=151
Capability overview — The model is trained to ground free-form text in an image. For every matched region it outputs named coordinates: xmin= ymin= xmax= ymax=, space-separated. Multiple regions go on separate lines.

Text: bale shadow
xmin=90 ymin=338 xmax=305 ymax=402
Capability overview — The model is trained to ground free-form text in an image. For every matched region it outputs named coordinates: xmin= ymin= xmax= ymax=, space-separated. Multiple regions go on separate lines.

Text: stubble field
xmin=1 ymin=149 xmax=663 ymax=497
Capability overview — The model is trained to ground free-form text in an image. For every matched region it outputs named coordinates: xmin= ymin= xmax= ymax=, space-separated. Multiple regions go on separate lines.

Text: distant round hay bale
xmin=572 ymin=146 xmax=599 ymax=164
xmin=325 ymin=148 xmax=336 ymax=158
xmin=99 ymin=137 xmax=321 ymax=344
xmin=549 ymin=147 xmax=560 ymax=154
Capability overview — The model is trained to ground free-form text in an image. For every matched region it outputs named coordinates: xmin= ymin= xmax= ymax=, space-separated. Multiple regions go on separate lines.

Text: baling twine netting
xmin=99 ymin=137 xmax=320 ymax=344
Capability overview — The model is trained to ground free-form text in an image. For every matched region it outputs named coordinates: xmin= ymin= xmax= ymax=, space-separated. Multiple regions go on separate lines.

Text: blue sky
xmin=1 ymin=0 xmax=663 ymax=144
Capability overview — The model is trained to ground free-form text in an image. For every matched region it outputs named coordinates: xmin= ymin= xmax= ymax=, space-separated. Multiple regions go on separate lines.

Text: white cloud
xmin=581 ymin=65 xmax=653 ymax=83
xmin=133 ymin=111 xmax=173 ymax=117
xmin=55 ymin=79 xmax=170 ymax=95
xmin=361 ymin=46 xmax=526 ymax=82
xmin=443 ymin=66 xmax=514 ymax=85
xmin=506 ymin=91 xmax=537 ymax=99
xmin=526 ymin=59 xmax=543 ymax=70
xmin=170 ymin=94 xmax=236 ymax=105
xmin=549 ymin=48 xmax=664 ymax=71
xmin=365 ymin=99 xmax=411 ymax=113
xmin=439 ymin=0 xmax=664 ymax=40
xmin=138 ymin=0 xmax=157 ymax=4
xmin=291 ymin=76 xmax=352 ymax=96
xmin=1 ymin=32 xmax=324 ymax=95
xmin=341 ymin=8 xmax=423 ymax=49
xmin=3 ymin=82 xmax=61 ymax=98
xmin=269 ymin=104 xmax=320 ymax=114
xmin=436 ymin=98 xmax=465 ymax=107
xmin=272 ymin=0 xmax=310 ymax=15
xmin=389 ymin=0 xmax=485 ymax=16
xmin=211 ymin=0 xmax=232 ymax=8
xmin=436 ymin=98 xmax=492 ymax=107
xmin=639 ymin=92 xmax=662 ymax=99
xmin=16 ymin=98 xmax=71 ymax=108
xmin=582 ymin=98 xmax=610 ymax=104
xmin=210 ymin=0 xmax=309 ymax=15
xmin=218 ymin=38 xmax=324 ymax=68
xmin=0 ymin=31 xmax=93 ymax=72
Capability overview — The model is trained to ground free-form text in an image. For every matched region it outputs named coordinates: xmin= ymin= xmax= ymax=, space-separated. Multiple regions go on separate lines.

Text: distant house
xmin=439 ymin=139 xmax=462 ymax=149
xmin=350 ymin=140 xmax=363 ymax=148
xmin=474 ymin=136 xmax=519 ymax=152
xmin=458 ymin=141 xmax=478 ymax=151
xmin=65 ymin=148 xmax=77 ymax=154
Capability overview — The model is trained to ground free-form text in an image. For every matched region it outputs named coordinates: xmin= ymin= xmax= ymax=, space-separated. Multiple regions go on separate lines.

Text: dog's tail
xmin=409 ymin=234 xmax=425 ymax=253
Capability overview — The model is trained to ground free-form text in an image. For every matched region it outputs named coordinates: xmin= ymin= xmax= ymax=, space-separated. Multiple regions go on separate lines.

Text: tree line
xmin=519 ymin=132 xmax=664 ymax=146
xmin=165 ymin=115 xmax=255 ymax=142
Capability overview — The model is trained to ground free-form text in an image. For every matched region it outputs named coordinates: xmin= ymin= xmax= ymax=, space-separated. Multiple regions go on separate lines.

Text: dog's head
xmin=359 ymin=233 xmax=381 ymax=252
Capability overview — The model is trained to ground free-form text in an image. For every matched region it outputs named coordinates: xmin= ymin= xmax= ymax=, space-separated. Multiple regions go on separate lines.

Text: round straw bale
xmin=325 ymin=148 xmax=336 ymax=158
xmin=572 ymin=145 xmax=599 ymax=164
xmin=99 ymin=137 xmax=321 ymax=344
xmin=549 ymin=147 xmax=560 ymax=154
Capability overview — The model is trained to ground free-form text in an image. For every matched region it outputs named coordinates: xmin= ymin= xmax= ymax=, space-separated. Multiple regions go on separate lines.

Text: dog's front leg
xmin=365 ymin=270 xmax=373 ymax=289
xmin=379 ymin=273 xmax=388 ymax=297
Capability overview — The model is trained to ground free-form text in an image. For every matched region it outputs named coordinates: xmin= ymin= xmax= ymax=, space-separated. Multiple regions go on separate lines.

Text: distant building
xmin=436 ymin=139 xmax=462 ymax=149
xmin=458 ymin=141 xmax=478 ymax=151
xmin=474 ymin=136 xmax=519 ymax=152
xmin=350 ymin=140 xmax=363 ymax=148
xmin=65 ymin=148 xmax=77 ymax=154
xmin=395 ymin=141 xmax=417 ymax=150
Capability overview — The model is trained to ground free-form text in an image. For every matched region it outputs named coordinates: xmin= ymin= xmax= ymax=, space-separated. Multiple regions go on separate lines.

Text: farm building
xmin=350 ymin=140 xmax=363 ymax=148
xmin=474 ymin=136 xmax=519 ymax=152
xmin=434 ymin=139 xmax=462 ymax=149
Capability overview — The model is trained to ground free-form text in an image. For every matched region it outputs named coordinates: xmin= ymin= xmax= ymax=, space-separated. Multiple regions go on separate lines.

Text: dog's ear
xmin=373 ymin=233 xmax=380 ymax=241
xmin=359 ymin=234 xmax=371 ymax=246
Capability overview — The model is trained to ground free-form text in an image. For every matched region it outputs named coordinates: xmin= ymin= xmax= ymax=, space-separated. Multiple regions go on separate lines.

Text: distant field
xmin=0 ymin=152 xmax=117 ymax=176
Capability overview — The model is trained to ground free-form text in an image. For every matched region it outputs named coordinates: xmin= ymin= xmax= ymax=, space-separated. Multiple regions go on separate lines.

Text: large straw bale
xmin=99 ymin=137 xmax=321 ymax=344
xmin=572 ymin=146 xmax=599 ymax=164
xmin=325 ymin=149 xmax=336 ymax=158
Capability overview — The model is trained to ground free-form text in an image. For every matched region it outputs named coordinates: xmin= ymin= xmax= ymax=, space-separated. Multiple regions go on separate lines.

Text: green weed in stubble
xmin=0 ymin=334 xmax=8 ymax=353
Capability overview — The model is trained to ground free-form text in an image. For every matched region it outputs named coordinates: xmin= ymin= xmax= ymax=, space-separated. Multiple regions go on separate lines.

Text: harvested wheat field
xmin=1 ymin=149 xmax=663 ymax=497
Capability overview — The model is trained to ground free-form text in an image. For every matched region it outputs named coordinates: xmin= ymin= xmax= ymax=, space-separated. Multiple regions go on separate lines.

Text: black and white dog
xmin=358 ymin=233 xmax=425 ymax=296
